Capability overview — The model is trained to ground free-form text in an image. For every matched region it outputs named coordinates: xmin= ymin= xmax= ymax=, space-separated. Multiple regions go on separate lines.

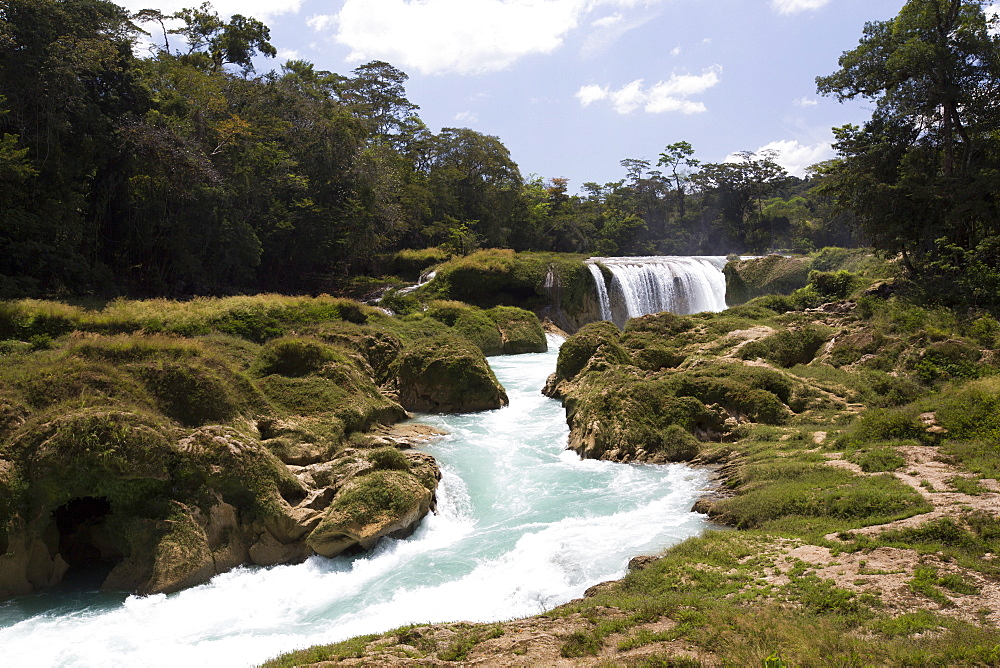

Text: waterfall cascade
xmin=587 ymin=256 xmax=728 ymax=327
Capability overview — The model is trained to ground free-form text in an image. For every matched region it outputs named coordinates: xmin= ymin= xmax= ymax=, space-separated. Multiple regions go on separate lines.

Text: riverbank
xmin=263 ymin=262 xmax=1000 ymax=666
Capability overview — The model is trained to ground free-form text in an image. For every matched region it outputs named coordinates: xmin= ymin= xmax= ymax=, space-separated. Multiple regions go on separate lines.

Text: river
xmin=0 ymin=334 xmax=710 ymax=667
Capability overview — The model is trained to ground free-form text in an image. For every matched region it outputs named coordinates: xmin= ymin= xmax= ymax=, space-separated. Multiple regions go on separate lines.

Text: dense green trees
xmin=0 ymin=0 xmax=864 ymax=300
xmin=817 ymin=0 xmax=1000 ymax=307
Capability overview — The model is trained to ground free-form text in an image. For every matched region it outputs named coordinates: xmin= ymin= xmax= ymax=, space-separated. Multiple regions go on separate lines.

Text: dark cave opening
xmin=52 ymin=497 xmax=122 ymax=584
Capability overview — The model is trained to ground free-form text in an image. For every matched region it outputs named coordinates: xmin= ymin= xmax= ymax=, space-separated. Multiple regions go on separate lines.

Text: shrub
xmin=808 ymin=270 xmax=861 ymax=299
xmin=849 ymin=446 xmax=907 ymax=472
xmin=911 ymin=339 xmax=986 ymax=383
xmin=740 ymin=327 xmax=830 ymax=367
xmin=934 ymin=377 xmax=1000 ymax=442
xmin=379 ymin=289 xmax=422 ymax=316
xmin=838 ymin=407 xmax=926 ymax=447
xmin=967 ymin=315 xmax=1000 ymax=348
xmin=366 ymin=447 xmax=411 ymax=472
xmin=254 ymin=337 xmax=340 ymax=377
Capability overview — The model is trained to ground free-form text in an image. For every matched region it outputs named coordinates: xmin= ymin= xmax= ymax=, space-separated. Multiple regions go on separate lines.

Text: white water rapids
xmin=0 ymin=335 xmax=710 ymax=667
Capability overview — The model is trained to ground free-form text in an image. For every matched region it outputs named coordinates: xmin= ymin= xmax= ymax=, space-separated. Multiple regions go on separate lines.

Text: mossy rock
xmin=623 ymin=312 xmax=695 ymax=337
xmin=315 ymin=325 xmax=404 ymax=386
xmin=487 ymin=306 xmax=547 ymax=354
xmin=563 ymin=371 xmax=722 ymax=462
xmin=396 ymin=335 xmax=508 ymax=413
xmin=253 ymin=336 xmax=342 ymax=377
xmin=739 ymin=326 xmax=831 ymax=368
xmin=553 ymin=321 xmax=629 ymax=384
xmin=422 ymin=249 xmax=591 ymax=314
xmin=725 ymin=255 xmax=812 ymax=305
xmin=174 ymin=425 xmax=302 ymax=517
xmin=306 ymin=470 xmax=433 ymax=558
xmin=620 ymin=332 xmax=686 ymax=371
xmin=10 ymin=407 xmax=175 ymax=510
xmin=426 ymin=301 xmax=504 ymax=355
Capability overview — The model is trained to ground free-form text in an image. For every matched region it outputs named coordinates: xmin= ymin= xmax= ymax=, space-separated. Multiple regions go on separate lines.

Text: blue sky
xmin=123 ymin=0 xmax=918 ymax=190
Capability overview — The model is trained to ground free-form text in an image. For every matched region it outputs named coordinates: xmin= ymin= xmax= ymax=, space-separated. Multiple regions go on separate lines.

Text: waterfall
xmin=587 ymin=256 xmax=728 ymax=327
xmin=586 ymin=263 xmax=612 ymax=322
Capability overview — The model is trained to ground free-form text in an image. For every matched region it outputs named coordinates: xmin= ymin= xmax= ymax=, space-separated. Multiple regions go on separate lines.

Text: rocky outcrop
xmin=0 ymin=417 xmax=441 ymax=598
xmin=724 ymin=254 xmax=811 ymax=305
xmin=488 ymin=306 xmax=548 ymax=354
xmin=397 ymin=335 xmax=508 ymax=412
xmin=545 ymin=313 xmax=800 ymax=464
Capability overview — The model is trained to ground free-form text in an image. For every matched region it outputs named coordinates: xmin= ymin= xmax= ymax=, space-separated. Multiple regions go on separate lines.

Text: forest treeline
xmin=0 ymin=0 xmax=857 ymax=299
xmin=2 ymin=0 xmax=999 ymax=311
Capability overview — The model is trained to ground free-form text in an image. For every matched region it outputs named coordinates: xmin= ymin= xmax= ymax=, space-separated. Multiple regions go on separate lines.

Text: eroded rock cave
xmin=52 ymin=497 xmax=122 ymax=584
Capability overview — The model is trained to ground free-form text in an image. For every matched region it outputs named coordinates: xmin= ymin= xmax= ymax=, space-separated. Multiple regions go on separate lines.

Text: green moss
xmin=366 ymin=447 xmax=411 ymax=472
xmin=725 ymin=255 xmax=812 ymax=305
xmin=390 ymin=247 xmax=451 ymax=280
xmin=739 ymin=326 xmax=831 ymax=368
xmin=326 ymin=470 xmax=424 ymax=525
xmin=622 ymin=332 xmax=686 ymax=371
xmin=554 ymin=321 xmax=628 ymax=382
xmin=487 ymin=306 xmax=546 ymax=354
xmin=425 ymin=302 xmax=504 ymax=355
xmin=253 ymin=336 xmax=341 ymax=377
xmin=623 ymin=312 xmax=695 ymax=337
xmin=396 ymin=334 xmax=507 ymax=413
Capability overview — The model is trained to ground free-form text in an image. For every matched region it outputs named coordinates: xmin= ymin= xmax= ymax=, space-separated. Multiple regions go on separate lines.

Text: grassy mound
xmin=396 ymin=334 xmax=508 ymax=412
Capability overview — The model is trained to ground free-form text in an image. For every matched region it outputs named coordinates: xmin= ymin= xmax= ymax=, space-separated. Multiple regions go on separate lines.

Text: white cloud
xmin=576 ymin=84 xmax=611 ymax=107
xmin=727 ymin=140 xmax=834 ymax=177
xmin=117 ymin=0 xmax=303 ymax=19
xmin=794 ymin=96 xmax=819 ymax=107
xmin=671 ymin=45 xmax=682 ymax=56
xmin=277 ymin=49 xmax=301 ymax=61
xmin=320 ymin=0 xmax=664 ymax=75
xmin=770 ymin=0 xmax=833 ymax=14
xmin=576 ymin=66 xmax=721 ymax=115
xmin=306 ymin=14 xmax=337 ymax=32
xmin=454 ymin=111 xmax=479 ymax=123
xmin=592 ymin=13 xmax=624 ymax=27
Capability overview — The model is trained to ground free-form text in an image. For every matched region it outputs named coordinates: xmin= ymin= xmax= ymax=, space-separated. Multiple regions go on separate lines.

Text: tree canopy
xmin=0 ymin=0 xmax=863 ymax=300
xmin=816 ymin=0 xmax=1000 ymax=307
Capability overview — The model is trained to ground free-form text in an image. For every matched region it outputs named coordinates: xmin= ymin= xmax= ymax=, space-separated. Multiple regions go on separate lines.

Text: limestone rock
xmin=396 ymin=335 xmax=508 ymax=413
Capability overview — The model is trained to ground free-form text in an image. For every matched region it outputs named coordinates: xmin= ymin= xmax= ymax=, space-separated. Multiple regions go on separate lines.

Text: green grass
xmin=848 ymin=446 xmax=907 ymax=473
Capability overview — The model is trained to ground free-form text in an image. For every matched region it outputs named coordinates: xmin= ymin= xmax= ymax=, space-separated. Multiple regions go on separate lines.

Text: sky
xmin=121 ymin=0 xmax=918 ymax=190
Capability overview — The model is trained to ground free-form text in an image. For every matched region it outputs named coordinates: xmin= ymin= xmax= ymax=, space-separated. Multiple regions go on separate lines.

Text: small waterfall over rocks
xmin=587 ymin=256 xmax=728 ymax=327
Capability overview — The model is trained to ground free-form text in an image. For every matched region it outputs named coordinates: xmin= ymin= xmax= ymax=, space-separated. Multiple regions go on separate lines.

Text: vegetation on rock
xmin=0 ymin=292 xmax=543 ymax=600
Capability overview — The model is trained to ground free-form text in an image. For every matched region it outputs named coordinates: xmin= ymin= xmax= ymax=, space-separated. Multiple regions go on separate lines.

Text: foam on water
xmin=0 ymin=334 xmax=710 ymax=667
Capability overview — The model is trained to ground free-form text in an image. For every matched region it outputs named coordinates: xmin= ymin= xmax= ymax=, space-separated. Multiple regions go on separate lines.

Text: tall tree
xmin=816 ymin=0 xmax=1000 ymax=286
xmin=657 ymin=141 xmax=700 ymax=217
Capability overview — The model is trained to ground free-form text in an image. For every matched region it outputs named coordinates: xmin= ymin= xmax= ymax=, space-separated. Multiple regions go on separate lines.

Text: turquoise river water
xmin=0 ymin=334 xmax=710 ymax=667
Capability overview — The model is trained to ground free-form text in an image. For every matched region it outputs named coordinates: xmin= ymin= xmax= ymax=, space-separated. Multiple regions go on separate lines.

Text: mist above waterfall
xmin=587 ymin=256 xmax=728 ymax=327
